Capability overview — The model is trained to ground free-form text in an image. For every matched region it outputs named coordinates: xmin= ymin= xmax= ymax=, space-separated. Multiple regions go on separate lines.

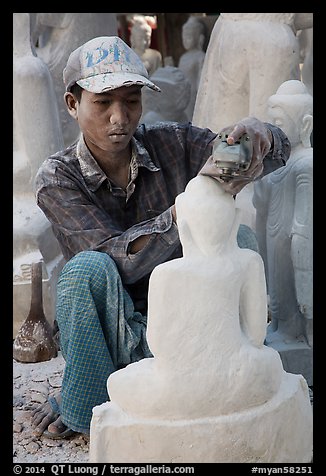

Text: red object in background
xmin=146 ymin=16 xmax=157 ymax=30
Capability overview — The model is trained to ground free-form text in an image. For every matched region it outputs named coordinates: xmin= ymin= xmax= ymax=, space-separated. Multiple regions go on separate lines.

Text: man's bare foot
xmin=30 ymin=393 xmax=71 ymax=437
xmin=47 ymin=416 xmax=68 ymax=435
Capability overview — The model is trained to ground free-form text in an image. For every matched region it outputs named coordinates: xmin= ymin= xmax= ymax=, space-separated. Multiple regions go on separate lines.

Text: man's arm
xmin=35 ymin=166 xmax=180 ymax=285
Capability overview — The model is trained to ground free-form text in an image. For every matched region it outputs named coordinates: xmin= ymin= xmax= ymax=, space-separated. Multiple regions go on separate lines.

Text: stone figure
xmin=178 ymin=16 xmax=206 ymax=121
xmin=30 ymin=13 xmax=118 ymax=146
xmin=13 ymin=13 xmax=65 ymax=337
xmin=192 ymin=13 xmax=313 ymax=132
xmin=107 ymin=175 xmax=284 ymax=417
xmin=192 ymin=13 xmax=312 ymax=232
xmin=129 ymin=15 xmax=162 ymax=77
xmin=141 ymin=66 xmax=191 ymax=125
xmin=253 ymin=80 xmax=313 ymax=385
xmin=90 ymin=175 xmax=313 ymax=463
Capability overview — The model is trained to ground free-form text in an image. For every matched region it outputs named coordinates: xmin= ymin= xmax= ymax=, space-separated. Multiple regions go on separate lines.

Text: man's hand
xmin=199 ymin=117 xmax=273 ymax=195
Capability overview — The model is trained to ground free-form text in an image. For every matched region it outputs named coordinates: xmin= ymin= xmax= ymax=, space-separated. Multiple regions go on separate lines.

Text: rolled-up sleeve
xmin=108 ymin=207 xmax=180 ymax=284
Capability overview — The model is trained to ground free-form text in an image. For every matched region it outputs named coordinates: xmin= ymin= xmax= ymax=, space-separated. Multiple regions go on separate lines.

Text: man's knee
xmin=59 ymin=250 xmax=120 ymax=282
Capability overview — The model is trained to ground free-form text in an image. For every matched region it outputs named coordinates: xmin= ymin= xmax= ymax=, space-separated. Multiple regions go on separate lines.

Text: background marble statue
xmin=253 ymin=80 xmax=313 ymax=385
xmin=192 ymin=13 xmax=313 ymax=131
xmin=30 ymin=13 xmax=118 ymax=147
xmin=178 ymin=16 xmax=206 ymax=121
xmin=141 ymin=66 xmax=191 ymax=125
xmin=13 ymin=13 xmax=65 ymax=337
xmin=129 ymin=15 xmax=162 ymax=77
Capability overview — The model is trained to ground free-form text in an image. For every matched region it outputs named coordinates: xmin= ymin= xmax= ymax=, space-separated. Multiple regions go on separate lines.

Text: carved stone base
xmin=89 ymin=373 xmax=312 ymax=463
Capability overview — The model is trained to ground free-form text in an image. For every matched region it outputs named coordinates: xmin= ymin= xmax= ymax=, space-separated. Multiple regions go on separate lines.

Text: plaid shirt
xmin=35 ymin=121 xmax=290 ymax=303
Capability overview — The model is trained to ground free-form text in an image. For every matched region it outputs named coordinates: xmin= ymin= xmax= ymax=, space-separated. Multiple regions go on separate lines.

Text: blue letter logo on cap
xmin=86 ymin=47 xmax=109 ymax=67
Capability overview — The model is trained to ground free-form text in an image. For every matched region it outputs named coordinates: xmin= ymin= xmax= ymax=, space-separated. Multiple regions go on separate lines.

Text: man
xmin=31 ymin=36 xmax=290 ymax=438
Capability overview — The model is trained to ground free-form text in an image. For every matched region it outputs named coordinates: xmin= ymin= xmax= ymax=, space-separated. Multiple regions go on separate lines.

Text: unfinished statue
xmin=90 ymin=175 xmax=313 ymax=463
xmin=253 ymin=80 xmax=313 ymax=385
xmin=107 ymin=175 xmax=285 ymax=414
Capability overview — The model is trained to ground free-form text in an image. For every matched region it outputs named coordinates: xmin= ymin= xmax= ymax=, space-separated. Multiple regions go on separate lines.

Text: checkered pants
xmin=56 ymin=251 xmax=152 ymax=434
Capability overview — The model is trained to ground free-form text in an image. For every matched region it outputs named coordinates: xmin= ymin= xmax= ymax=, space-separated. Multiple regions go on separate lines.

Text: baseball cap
xmin=63 ymin=36 xmax=161 ymax=93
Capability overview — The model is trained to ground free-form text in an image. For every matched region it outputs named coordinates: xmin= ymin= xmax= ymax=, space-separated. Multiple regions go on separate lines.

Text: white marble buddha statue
xmin=130 ymin=16 xmax=162 ymax=77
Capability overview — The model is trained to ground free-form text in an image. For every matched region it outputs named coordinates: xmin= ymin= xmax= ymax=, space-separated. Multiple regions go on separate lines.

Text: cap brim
xmin=77 ymin=72 xmax=161 ymax=93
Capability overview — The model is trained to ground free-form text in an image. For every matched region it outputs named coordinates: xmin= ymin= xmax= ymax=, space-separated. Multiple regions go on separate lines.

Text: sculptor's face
xmin=66 ymin=85 xmax=142 ymax=160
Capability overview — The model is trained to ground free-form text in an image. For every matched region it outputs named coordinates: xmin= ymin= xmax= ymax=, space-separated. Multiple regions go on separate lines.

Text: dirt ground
xmin=13 ymin=351 xmax=89 ymax=463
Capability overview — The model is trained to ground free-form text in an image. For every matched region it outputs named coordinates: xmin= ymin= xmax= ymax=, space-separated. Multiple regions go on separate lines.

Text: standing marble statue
xmin=90 ymin=175 xmax=313 ymax=463
xmin=253 ymin=80 xmax=313 ymax=385
xmin=129 ymin=15 xmax=162 ymax=77
xmin=30 ymin=13 xmax=118 ymax=147
xmin=192 ymin=13 xmax=313 ymax=132
xmin=178 ymin=16 xmax=206 ymax=121
xmin=13 ymin=13 xmax=65 ymax=336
